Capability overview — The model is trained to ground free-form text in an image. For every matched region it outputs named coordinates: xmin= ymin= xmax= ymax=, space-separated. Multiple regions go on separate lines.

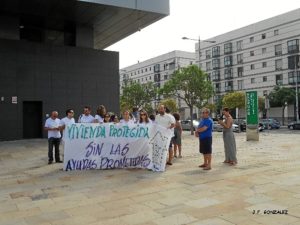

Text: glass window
xmin=251 ymin=78 xmax=255 ymax=83
xmin=236 ymin=40 xmax=243 ymax=51
xmin=215 ymin=83 xmax=221 ymax=93
xmin=262 ymin=33 xmax=266 ymax=39
xmin=288 ymin=55 xmax=300 ymax=69
xmin=212 ymin=58 xmax=220 ymax=69
xmin=287 ymin=39 xmax=299 ymax=54
xmin=250 ymin=37 xmax=254 ymax=43
xmin=206 ymin=50 xmax=211 ymax=59
xmin=238 ymin=80 xmax=243 ymax=90
xmin=154 ymin=64 xmax=160 ymax=72
xmin=288 ymin=71 xmax=300 ymax=84
xmin=251 ymin=64 xmax=255 ymax=70
xmin=212 ymin=46 xmax=220 ymax=57
xmin=237 ymin=53 xmax=243 ymax=64
xmin=164 ymin=75 xmax=168 ymax=80
xmin=275 ymin=59 xmax=282 ymax=70
xmin=224 ymin=43 xmax=233 ymax=54
xmin=263 ymin=76 xmax=267 ymax=82
xmin=237 ymin=67 xmax=243 ymax=77
xmin=276 ymin=74 xmax=283 ymax=85
xmin=224 ymin=56 xmax=233 ymax=67
xmin=224 ymin=68 xmax=233 ymax=79
xmin=154 ymin=74 xmax=160 ymax=82
xmin=206 ymin=61 xmax=211 ymax=71
xmin=262 ymin=48 xmax=267 ymax=54
xmin=212 ymin=70 xmax=220 ymax=81
xmin=225 ymin=81 xmax=233 ymax=91
xmin=250 ymin=51 xmax=254 ymax=56
xmin=274 ymin=29 xmax=279 ymax=36
xmin=275 ymin=44 xmax=282 ymax=56
xmin=262 ymin=62 xmax=267 ymax=68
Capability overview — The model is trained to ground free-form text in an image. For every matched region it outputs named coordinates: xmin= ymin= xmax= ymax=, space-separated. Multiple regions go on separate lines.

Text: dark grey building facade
xmin=0 ymin=0 xmax=169 ymax=140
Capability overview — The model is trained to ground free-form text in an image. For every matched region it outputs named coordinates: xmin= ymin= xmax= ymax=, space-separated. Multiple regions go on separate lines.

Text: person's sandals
xmin=166 ymin=162 xmax=173 ymax=165
xmin=203 ymin=167 xmax=211 ymax=170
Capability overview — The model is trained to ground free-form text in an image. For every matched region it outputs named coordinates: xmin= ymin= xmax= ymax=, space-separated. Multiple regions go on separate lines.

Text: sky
xmin=106 ymin=0 xmax=300 ymax=69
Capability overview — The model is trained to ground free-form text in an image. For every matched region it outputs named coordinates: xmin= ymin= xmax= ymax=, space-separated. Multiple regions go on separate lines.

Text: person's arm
xmin=219 ymin=117 xmax=233 ymax=129
xmin=197 ymin=126 xmax=208 ymax=133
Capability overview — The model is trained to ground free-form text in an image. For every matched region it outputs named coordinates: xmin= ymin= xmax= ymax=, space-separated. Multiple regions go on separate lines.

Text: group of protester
xmin=44 ymin=104 xmax=237 ymax=171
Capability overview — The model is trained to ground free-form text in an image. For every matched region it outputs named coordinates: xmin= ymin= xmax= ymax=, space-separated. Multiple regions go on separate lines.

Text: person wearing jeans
xmin=44 ymin=111 xmax=62 ymax=164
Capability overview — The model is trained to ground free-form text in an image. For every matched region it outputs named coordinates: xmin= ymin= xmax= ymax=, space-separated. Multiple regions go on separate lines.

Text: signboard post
xmin=246 ymin=91 xmax=259 ymax=141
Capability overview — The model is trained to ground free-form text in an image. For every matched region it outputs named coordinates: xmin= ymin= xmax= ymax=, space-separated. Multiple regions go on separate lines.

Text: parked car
xmin=213 ymin=121 xmax=239 ymax=132
xmin=213 ymin=121 xmax=223 ymax=132
xmin=181 ymin=120 xmax=199 ymax=131
xmin=260 ymin=118 xmax=280 ymax=129
xmin=287 ymin=121 xmax=300 ymax=130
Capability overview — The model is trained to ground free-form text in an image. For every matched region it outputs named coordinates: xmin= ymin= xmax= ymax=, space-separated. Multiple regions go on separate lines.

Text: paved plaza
xmin=0 ymin=130 xmax=300 ymax=225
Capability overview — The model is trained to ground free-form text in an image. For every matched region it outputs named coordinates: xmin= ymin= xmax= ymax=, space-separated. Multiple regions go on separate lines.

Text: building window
xmin=236 ymin=40 xmax=243 ymax=51
xmin=212 ymin=58 xmax=220 ymax=69
xmin=250 ymin=51 xmax=254 ymax=56
xmin=206 ymin=61 xmax=211 ymax=71
xmin=262 ymin=48 xmax=267 ymax=54
xmin=275 ymin=59 xmax=283 ymax=70
xmin=262 ymin=33 xmax=266 ymax=39
xmin=237 ymin=53 xmax=243 ymax=64
xmin=212 ymin=70 xmax=220 ymax=81
xmin=276 ymin=74 xmax=283 ymax=85
xmin=225 ymin=81 xmax=233 ymax=91
xmin=207 ymin=73 xmax=211 ymax=81
xmin=275 ymin=44 xmax=282 ymax=56
xmin=287 ymin=39 xmax=299 ymax=54
xmin=274 ymin=29 xmax=279 ymax=36
xmin=262 ymin=62 xmax=267 ymax=68
xmin=206 ymin=50 xmax=211 ymax=59
xmin=154 ymin=64 xmax=160 ymax=72
xmin=224 ymin=56 xmax=233 ymax=67
xmin=215 ymin=83 xmax=221 ymax=93
xmin=237 ymin=67 xmax=243 ymax=77
xmin=251 ymin=78 xmax=255 ymax=83
xmin=164 ymin=75 xmax=168 ymax=80
xmin=149 ymin=76 xmax=152 ymax=80
xmin=238 ymin=80 xmax=243 ymax=90
xmin=224 ymin=43 xmax=233 ymax=54
xmin=212 ymin=46 xmax=220 ymax=57
xmin=263 ymin=76 xmax=267 ymax=82
xmin=169 ymin=62 xmax=175 ymax=70
xmin=288 ymin=55 xmax=300 ymax=69
xmin=224 ymin=68 xmax=233 ymax=79
xmin=154 ymin=74 xmax=160 ymax=82
xmin=250 ymin=37 xmax=254 ymax=43
xmin=251 ymin=64 xmax=255 ymax=70
xmin=288 ymin=71 xmax=300 ymax=84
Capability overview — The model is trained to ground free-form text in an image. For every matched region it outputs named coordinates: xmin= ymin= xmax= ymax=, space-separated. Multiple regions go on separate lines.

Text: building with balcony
xmin=198 ymin=8 xmax=300 ymax=119
xmin=0 ymin=0 xmax=169 ymax=140
xmin=120 ymin=50 xmax=195 ymax=119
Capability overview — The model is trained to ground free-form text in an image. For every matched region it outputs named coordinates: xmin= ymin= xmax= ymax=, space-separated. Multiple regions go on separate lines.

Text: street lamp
xmin=182 ymin=36 xmax=216 ymax=68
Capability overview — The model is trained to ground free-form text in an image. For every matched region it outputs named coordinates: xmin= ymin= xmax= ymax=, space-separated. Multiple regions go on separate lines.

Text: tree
xmin=160 ymin=98 xmax=178 ymax=113
xmin=222 ymin=92 xmax=245 ymax=109
xmin=268 ymin=86 xmax=295 ymax=125
xmin=160 ymin=65 xmax=214 ymax=134
xmin=120 ymin=81 xmax=158 ymax=113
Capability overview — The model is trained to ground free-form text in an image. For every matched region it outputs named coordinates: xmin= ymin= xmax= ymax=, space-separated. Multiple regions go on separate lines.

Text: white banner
xmin=63 ymin=123 xmax=173 ymax=172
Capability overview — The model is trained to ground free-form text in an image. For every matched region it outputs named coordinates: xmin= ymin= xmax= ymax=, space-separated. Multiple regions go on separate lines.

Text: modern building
xmin=199 ymin=8 xmax=300 ymax=120
xmin=120 ymin=50 xmax=195 ymax=119
xmin=0 ymin=0 xmax=169 ymax=141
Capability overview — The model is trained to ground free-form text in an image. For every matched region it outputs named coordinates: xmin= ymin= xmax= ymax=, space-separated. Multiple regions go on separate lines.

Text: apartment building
xmin=120 ymin=50 xmax=195 ymax=118
xmin=199 ymin=8 xmax=300 ymax=114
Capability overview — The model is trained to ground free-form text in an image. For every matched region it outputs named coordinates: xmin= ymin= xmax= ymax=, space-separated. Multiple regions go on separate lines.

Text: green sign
xmin=246 ymin=91 xmax=258 ymax=125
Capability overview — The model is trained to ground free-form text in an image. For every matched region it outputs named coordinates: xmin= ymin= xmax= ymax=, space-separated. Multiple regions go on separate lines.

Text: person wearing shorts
xmin=196 ymin=108 xmax=213 ymax=170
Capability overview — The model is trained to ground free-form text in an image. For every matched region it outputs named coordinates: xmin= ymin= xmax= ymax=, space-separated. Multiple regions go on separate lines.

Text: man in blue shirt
xmin=196 ymin=108 xmax=213 ymax=170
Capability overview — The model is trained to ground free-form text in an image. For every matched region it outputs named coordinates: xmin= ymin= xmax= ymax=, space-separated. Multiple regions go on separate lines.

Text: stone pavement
xmin=0 ymin=130 xmax=300 ymax=225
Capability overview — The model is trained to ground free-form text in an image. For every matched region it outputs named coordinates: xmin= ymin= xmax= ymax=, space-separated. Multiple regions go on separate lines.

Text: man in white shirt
xmin=78 ymin=106 xmax=94 ymax=123
xmin=44 ymin=111 xmax=62 ymax=164
xmin=155 ymin=105 xmax=175 ymax=165
xmin=59 ymin=109 xmax=75 ymax=140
